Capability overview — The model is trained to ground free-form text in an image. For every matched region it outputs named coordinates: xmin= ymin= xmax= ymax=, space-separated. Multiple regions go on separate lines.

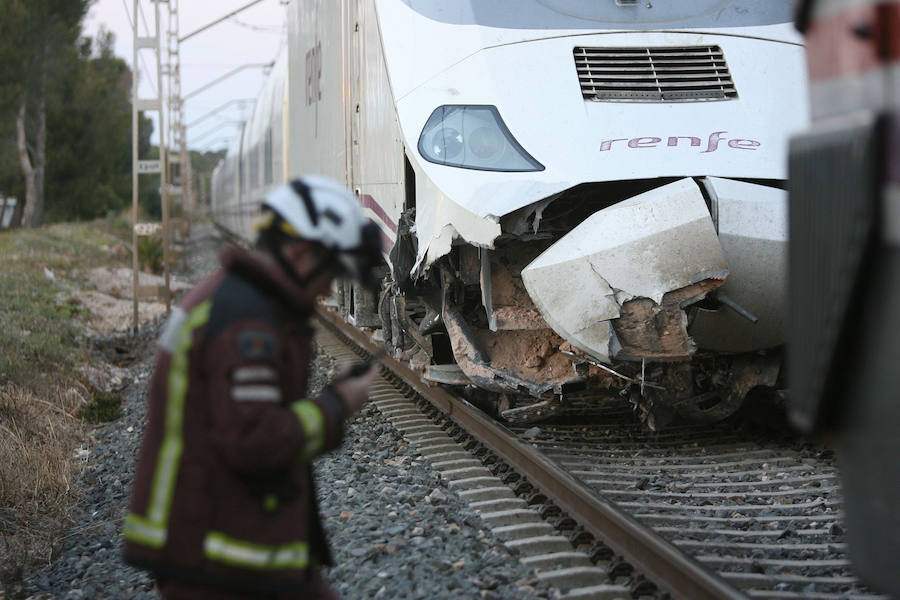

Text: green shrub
xmin=138 ymin=234 xmax=164 ymax=273
xmin=77 ymin=390 xmax=122 ymax=423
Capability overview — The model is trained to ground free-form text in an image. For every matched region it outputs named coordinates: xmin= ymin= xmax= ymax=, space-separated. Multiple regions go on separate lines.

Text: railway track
xmin=314 ymin=307 xmax=887 ymax=600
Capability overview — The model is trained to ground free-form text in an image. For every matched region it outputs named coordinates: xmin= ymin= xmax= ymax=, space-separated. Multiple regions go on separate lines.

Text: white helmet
xmin=258 ymin=176 xmax=384 ymax=289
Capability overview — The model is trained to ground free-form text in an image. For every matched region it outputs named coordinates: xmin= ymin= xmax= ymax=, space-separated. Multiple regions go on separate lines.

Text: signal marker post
xmin=132 ymin=0 xmax=171 ymax=334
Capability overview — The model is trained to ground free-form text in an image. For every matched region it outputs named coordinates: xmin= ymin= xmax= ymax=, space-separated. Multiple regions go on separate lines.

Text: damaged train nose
xmin=521 ymin=178 xmax=728 ymax=364
xmin=431 ymin=176 xmax=785 ymax=424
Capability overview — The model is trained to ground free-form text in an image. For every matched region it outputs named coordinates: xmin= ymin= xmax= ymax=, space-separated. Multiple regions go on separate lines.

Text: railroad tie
xmin=314 ymin=325 xmax=631 ymax=598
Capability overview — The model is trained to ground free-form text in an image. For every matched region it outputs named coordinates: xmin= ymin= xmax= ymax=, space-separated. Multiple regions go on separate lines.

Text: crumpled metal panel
xmin=521 ymin=178 xmax=727 ymax=363
xmin=411 ymin=169 xmax=502 ymax=275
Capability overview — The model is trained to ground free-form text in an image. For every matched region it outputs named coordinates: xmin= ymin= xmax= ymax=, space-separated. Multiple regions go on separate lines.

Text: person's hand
xmin=330 ymin=362 xmax=378 ymax=417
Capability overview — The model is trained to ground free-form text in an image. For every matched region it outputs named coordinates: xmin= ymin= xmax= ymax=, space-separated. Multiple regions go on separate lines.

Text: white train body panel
xmin=374 ymin=2 xmax=807 ymax=262
xmin=286 ymin=0 xmax=406 ymax=248
xmin=211 ymin=133 xmax=245 ymax=237
xmin=349 ymin=0 xmax=406 ymax=250
xmin=213 ymin=0 xmax=810 ymax=397
xmin=211 ymin=51 xmax=288 ymax=241
xmin=286 ymin=2 xmax=349 ymax=184
xmin=372 ymin=1 xmax=807 ymax=366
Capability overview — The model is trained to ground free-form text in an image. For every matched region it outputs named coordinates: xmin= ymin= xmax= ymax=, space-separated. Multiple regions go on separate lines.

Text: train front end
xmin=377 ymin=1 xmax=808 ymax=423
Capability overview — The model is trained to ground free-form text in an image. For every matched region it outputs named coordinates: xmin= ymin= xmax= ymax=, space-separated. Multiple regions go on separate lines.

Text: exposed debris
xmin=500 ymin=397 xmax=565 ymax=423
xmin=484 ymin=255 xmax=546 ymax=331
xmin=675 ymin=353 xmax=781 ymax=423
xmin=441 ymin=304 xmax=575 ymax=396
xmin=612 ymin=279 xmax=723 ymax=361
xmin=522 ymin=177 xmax=728 ymax=363
xmin=391 ymin=175 xmax=786 ymax=427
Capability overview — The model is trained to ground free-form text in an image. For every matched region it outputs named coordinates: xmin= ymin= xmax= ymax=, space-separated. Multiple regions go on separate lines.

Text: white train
xmin=212 ymin=0 xmax=809 ymax=426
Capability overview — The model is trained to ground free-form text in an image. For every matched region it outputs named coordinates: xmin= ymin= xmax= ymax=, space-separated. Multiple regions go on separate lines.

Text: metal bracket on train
xmin=673 ymin=353 xmax=781 ymax=423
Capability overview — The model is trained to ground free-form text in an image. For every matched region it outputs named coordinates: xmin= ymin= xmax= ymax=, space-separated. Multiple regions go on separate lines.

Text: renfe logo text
xmin=599 ymin=131 xmax=760 ymax=153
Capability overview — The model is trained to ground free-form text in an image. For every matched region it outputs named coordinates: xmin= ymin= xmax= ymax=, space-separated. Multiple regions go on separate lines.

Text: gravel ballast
xmin=16 ymin=228 xmax=554 ymax=600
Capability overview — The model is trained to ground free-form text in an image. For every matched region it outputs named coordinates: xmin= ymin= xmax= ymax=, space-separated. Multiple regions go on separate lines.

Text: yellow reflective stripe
xmin=291 ymin=400 xmax=325 ymax=459
xmin=131 ymin=300 xmax=212 ymax=548
xmin=251 ymin=211 xmax=275 ymax=233
xmin=204 ymin=531 xmax=309 ymax=570
xmin=279 ymin=220 xmax=298 ymax=237
xmin=123 ymin=513 xmax=166 ymax=548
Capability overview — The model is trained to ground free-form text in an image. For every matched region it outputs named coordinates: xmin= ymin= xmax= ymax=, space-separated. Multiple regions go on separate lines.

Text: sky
xmin=83 ymin=0 xmax=288 ymax=153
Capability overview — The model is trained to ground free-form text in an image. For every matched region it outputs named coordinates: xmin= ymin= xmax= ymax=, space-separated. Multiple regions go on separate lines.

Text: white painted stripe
xmin=231 ymin=385 xmax=282 ymax=403
xmin=232 ymin=366 xmax=278 ymax=383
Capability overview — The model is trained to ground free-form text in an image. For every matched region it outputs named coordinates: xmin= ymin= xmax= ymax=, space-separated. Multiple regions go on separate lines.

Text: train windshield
xmin=404 ymin=1 xmax=794 ymax=30
xmin=535 ymin=0 xmax=793 ymax=28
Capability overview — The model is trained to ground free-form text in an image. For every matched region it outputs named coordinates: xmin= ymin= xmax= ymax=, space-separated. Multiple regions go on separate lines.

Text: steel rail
xmin=315 ymin=306 xmax=747 ymax=600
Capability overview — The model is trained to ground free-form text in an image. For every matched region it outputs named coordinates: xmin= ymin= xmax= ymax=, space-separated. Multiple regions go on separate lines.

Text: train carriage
xmin=213 ymin=0 xmax=809 ymax=425
xmin=211 ymin=52 xmax=288 ymax=239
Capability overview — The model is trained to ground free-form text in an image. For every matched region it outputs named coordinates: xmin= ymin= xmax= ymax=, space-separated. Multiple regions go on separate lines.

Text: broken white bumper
xmin=521 ymin=177 xmax=786 ymax=365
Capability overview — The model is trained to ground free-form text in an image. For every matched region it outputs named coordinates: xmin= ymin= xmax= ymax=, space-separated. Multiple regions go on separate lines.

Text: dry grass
xmin=0 ymin=384 xmax=87 ymax=586
xmin=0 ymin=221 xmax=132 ymax=592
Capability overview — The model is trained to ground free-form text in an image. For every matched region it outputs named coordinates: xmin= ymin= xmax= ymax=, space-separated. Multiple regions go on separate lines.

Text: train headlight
xmin=417 ymin=105 xmax=544 ymax=172
xmin=430 ymin=127 xmax=464 ymax=160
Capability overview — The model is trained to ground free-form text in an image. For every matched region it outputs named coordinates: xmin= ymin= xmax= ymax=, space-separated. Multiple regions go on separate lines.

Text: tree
xmin=0 ymin=116 xmax=24 ymax=222
xmin=0 ymin=0 xmax=90 ymax=228
xmin=190 ymin=149 xmax=227 ymax=208
xmin=44 ymin=30 xmax=134 ymax=222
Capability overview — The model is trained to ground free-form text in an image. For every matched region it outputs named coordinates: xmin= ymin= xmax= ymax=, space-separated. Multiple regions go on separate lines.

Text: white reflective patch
xmin=203 ymin=533 xmax=309 ymax=569
xmin=158 ymin=307 xmax=188 ymax=354
xmin=232 ymin=366 xmax=278 ymax=383
xmin=231 ymin=385 xmax=281 ymax=403
xmin=205 ymin=535 xmax=269 ymax=565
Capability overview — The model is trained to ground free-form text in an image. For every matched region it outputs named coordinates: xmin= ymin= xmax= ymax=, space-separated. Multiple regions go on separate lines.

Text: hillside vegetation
xmin=0 ymin=221 xmax=133 ymax=588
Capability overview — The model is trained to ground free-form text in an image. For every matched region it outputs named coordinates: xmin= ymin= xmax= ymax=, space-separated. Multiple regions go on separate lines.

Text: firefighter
xmin=123 ymin=176 xmax=384 ymax=599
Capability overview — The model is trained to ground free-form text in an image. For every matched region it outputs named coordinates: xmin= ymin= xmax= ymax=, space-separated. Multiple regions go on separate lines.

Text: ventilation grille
xmin=574 ymin=46 xmax=738 ymax=102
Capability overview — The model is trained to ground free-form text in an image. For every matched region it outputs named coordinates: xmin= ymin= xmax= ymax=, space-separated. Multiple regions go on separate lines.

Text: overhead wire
xmin=230 ymin=18 xmax=283 ymax=33
xmin=180 ymin=6 xmax=288 ymax=151
xmin=121 ymin=0 xmax=159 ymax=98
xmin=139 ymin=57 xmax=159 ymax=98
xmin=119 ymin=0 xmax=134 ymax=30
xmin=137 ymin=0 xmax=152 ymax=37
xmin=136 ymin=1 xmax=160 ymax=98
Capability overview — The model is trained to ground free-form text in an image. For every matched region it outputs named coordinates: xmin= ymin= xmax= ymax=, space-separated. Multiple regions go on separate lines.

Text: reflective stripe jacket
xmin=123 ymin=246 xmax=345 ymax=595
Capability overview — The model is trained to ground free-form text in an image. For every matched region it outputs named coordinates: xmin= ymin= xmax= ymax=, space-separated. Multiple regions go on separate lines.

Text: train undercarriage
xmin=344 ymin=176 xmax=785 ymax=428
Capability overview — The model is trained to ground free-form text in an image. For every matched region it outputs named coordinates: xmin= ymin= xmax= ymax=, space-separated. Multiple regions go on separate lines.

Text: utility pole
xmin=165 ymin=0 xmax=191 ymax=270
xmin=130 ymin=0 xmax=279 ymax=330
xmin=131 ymin=0 xmax=171 ymax=333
